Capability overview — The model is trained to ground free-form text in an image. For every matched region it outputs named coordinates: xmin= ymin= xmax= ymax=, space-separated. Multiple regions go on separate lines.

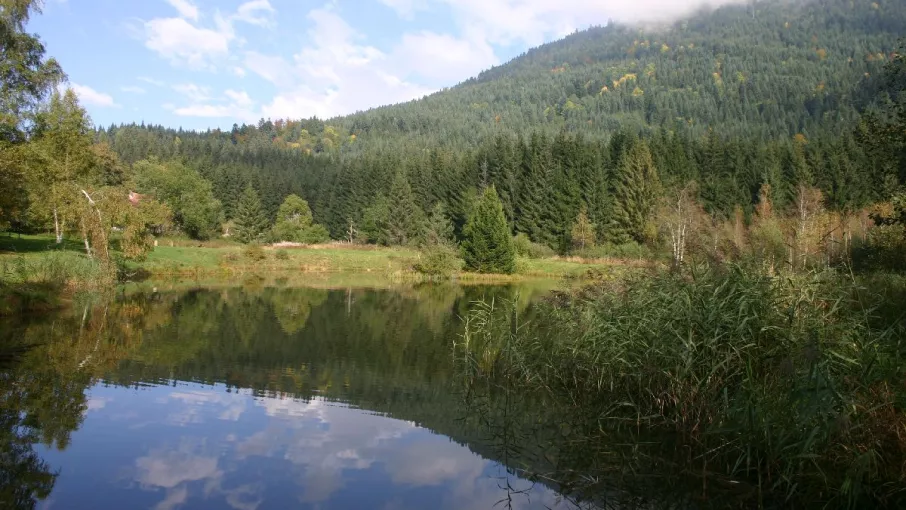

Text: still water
xmin=1 ymin=281 xmax=575 ymax=510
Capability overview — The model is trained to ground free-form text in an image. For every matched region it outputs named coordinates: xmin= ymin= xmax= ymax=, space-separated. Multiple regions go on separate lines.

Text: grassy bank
xmin=459 ymin=265 xmax=906 ymax=508
xmin=1 ymin=233 xmax=625 ymax=285
xmin=125 ymin=238 xmax=627 ymax=280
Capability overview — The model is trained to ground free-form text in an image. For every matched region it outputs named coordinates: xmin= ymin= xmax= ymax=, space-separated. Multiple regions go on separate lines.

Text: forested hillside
xmin=9 ymin=0 xmax=906 ymax=262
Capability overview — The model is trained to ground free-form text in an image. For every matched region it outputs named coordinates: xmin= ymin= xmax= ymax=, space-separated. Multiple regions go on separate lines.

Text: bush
xmin=574 ymin=241 xmax=653 ymax=260
xmin=851 ymin=225 xmax=906 ymax=271
xmin=512 ymin=233 xmax=555 ymax=259
xmin=274 ymin=249 xmax=290 ymax=261
xmin=243 ymin=244 xmax=267 ymax=262
xmin=297 ymin=224 xmax=330 ymax=244
xmin=414 ymin=244 xmax=464 ymax=278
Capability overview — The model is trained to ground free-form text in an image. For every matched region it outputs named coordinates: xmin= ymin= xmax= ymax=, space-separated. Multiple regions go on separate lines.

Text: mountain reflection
xmin=0 ymin=282 xmax=567 ymax=510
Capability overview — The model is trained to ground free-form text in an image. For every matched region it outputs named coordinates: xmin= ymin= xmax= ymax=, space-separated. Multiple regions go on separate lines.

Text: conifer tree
xmin=423 ymin=201 xmax=455 ymax=247
xmin=386 ymin=170 xmax=424 ymax=245
xmin=461 ymin=186 xmax=516 ymax=274
xmin=608 ymin=140 xmax=661 ymax=244
xmin=233 ymin=185 xmax=267 ymax=243
xmin=361 ymin=193 xmax=391 ymax=245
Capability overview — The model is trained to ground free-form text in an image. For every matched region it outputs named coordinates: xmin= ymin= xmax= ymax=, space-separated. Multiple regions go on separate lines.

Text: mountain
xmin=328 ymin=0 xmax=905 ymax=149
xmin=97 ymin=0 xmax=906 ymax=247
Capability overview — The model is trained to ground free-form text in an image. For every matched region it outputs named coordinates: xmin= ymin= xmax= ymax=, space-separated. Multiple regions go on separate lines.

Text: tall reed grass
xmin=0 ymin=252 xmax=112 ymax=314
xmin=458 ymin=265 xmax=906 ymax=508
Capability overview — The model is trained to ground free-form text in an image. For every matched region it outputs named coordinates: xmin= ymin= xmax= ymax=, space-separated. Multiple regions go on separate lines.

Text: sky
xmin=30 ymin=0 xmax=744 ymax=131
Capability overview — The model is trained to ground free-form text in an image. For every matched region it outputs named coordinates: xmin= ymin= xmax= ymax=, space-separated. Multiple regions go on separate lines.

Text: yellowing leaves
xmin=631 ymin=87 xmax=644 ymax=97
xmin=612 ymin=73 xmax=637 ymax=89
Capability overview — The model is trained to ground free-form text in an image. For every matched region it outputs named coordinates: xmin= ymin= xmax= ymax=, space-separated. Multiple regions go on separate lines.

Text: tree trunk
xmin=53 ymin=208 xmax=63 ymax=244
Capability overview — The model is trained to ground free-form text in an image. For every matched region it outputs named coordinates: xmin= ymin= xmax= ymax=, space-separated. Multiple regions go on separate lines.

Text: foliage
xmin=512 ymin=233 xmax=555 ymax=259
xmin=422 ymin=202 xmax=455 ymax=247
xmin=573 ymin=241 xmax=653 ymax=260
xmin=242 ymin=243 xmax=266 ymax=262
xmin=0 ymin=0 xmax=64 ymax=142
xmin=413 ymin=244 xmax=464 ymax=278
xmin=608 ymin=139 xmax=661 ymax=244
xmin=269 ymin=194 xmax=330 ymax=243
xmin=132 ymin=159 xmax=221 ymax=240
xmin=461 ymin=186 xmax=516 ymax=274
xmin=569 ymin=206 xmax=595 ymax=251
xmin=361 ymin=193 xmax=391 ymax=246
xmin=233 ymin=186 xmax=267 ymax=244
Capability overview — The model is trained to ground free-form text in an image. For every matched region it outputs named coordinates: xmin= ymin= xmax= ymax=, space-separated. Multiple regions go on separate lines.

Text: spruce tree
xmin=386 ymin=170 xmax=424 ymax=245
xmin=608 ymin=140 xmax=661 ymax=244
xmin=423 ymin=201 xmax=455 ymax=247
xmin=233 ymin=185 xmax=267 ymax=243
xmin=461 ymin=185 xmax=516 ymax=274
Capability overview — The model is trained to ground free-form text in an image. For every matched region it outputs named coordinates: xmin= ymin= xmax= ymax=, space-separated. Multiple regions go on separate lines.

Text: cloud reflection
xmin=123 ymin=386 xmax=565 ymax=509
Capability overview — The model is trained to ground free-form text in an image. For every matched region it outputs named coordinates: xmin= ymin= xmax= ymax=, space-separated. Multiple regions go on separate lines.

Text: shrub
xmin=274 ymin=249 xmax=290 ymax=261
xmin=852 ymin=224 xmax=906 ymax=271
xmin=574 ymin=241 xmax=653 ymax=260
xmin=243 ymin=243 xmax=267 ymax=262
xmin=414 ymin=244 xmax=464 ymax=278
xmin=513 ymin=233 xmax=555 ymax=259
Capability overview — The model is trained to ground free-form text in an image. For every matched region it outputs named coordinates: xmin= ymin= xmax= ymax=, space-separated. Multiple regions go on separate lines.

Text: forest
xmin=2 ymin=0 xmax=906 ymax=277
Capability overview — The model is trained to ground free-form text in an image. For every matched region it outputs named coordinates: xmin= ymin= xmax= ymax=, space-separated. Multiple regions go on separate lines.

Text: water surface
xmin=1 ymin=282 xmax=573 ymax=510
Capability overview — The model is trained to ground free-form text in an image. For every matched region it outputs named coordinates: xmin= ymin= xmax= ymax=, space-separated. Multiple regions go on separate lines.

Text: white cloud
xmin=225 ymin=89 xmax=254 ymax=107
xmin=165 ymin=0 xmax=199 ymax=21
xmin=437 ymin=0 xmax=747 ymax=46
xmin=70 ymin=83 xmax=119 ymax=107
xmin=256 ymin=7 xmax=432 ymax=120
xmin=122 ymin=86 xmax=146 ymax=94
xmin=173 ymin=83 xmax=212 ymax=102
xmin=234 ymin=0 xmax=275 ymax=27
xmin=231 ymin=66 xmax=247 ymax=78
xmin=144 ymin=15 xmax=234 ymax=70
xmin=378 ymin=0 xmax=428 ymax=19
xmin=393 ymin=31 xmax=498 ymax=83
xmin=138 ymin=76 xmax=166 ymax=87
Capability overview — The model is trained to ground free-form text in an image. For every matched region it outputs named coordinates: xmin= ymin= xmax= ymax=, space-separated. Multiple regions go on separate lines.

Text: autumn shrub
xmin=242 ymin=244 xmax=267 ymax=262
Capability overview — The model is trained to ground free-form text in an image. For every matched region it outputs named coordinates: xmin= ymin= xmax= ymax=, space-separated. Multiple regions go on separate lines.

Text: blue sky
xmin=30 ymin=0 xmax=739 ymax=131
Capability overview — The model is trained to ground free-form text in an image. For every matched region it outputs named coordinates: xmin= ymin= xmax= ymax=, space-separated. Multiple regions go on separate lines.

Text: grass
xmin=457 ymin=264 xmax=906 ymax=508
xmin=123 ymin=238 xmax=618 ymax=280
xmin=1 ymin=233 xmax=621 ymax=287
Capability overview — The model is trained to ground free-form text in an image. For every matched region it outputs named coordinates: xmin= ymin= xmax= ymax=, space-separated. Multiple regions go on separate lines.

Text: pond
xmin=1 ymin=281 xmax=582 ymax=510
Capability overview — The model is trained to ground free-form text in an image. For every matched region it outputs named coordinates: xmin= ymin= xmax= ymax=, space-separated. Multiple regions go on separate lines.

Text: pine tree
xmin=608 ymin=140 xmax=661 ymax=244
xmin=233 ymin=185 xmax=267 ymax=243
xmin=461 ymin=185 xmax=516 ymax=274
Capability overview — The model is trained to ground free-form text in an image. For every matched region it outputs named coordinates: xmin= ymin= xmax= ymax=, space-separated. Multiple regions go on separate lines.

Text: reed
xmin=459 ymin=265 xmax=906 ymax=508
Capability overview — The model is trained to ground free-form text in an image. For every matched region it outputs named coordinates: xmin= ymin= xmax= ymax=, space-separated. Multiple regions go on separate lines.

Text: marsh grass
xmin=0 ymin=252 xmax=112 ymax=314
xmin=458 ymin=265 xmax=906 ymax=508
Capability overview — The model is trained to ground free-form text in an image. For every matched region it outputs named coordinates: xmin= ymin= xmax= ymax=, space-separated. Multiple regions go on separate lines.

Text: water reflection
xmin=1 ymin=282 xmax=567 ymax=510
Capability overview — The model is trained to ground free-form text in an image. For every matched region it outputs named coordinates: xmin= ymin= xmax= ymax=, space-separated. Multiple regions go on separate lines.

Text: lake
xmin=1 ymin=280 xmax=584 ymax=510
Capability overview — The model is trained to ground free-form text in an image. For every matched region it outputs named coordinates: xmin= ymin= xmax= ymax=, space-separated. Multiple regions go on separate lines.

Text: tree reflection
xmin=0 ymin=281 xmax=573 ymax=510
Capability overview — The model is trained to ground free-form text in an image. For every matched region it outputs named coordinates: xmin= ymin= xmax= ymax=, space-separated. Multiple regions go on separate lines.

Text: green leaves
xmin=269 ymin=194 xmax=330 ymax=244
